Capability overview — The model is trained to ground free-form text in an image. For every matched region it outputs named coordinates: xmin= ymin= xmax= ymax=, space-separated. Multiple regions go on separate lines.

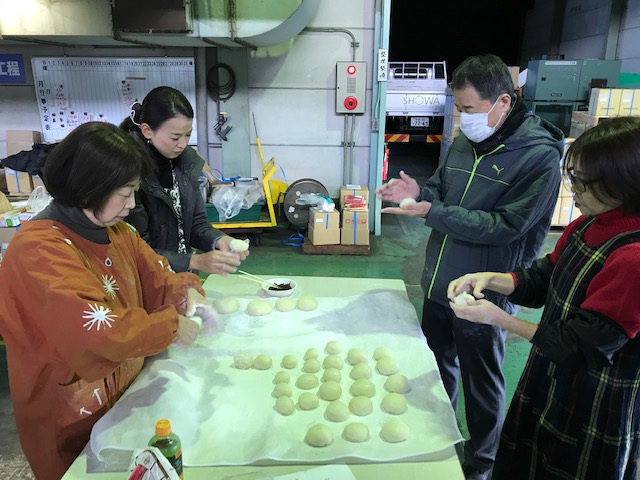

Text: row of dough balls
xmin=213 ymin=296 xmax=319 ymax=316
xmin=305 ymin=419 xmax=410 ymax=446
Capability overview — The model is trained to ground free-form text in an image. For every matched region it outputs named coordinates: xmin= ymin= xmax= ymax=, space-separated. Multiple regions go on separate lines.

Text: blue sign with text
xmin=0 ymin=54 xmax=27 ymax=84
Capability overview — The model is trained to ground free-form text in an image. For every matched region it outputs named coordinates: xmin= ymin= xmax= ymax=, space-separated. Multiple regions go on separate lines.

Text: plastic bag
xmin=210 ymin=185 xmax=264 ymax=221
xmin=27 ymin=185 xmax=52 ymax=213
xmin=295 ymin=193 xmax=335 ymax=212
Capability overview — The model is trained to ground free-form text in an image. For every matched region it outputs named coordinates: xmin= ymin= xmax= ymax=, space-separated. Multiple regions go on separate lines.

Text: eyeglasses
xmin=566 ymin=167 xmax=596 ymax=194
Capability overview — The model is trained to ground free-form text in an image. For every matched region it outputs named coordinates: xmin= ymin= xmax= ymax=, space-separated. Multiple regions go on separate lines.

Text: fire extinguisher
xmin=382 ymin=145 xmax=389 ymax=181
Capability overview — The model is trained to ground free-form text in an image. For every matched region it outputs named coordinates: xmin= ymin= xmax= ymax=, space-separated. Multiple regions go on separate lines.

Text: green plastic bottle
xmin=148 ymin=419 xmax=184 ymax=479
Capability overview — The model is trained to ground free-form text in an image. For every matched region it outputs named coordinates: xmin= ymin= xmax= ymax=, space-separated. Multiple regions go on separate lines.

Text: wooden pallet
xmin=302 ymin=238 xmax=370 ymax=255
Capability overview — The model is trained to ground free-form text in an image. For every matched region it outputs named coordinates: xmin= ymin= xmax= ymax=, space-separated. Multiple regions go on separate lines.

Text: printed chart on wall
xmin=31 ymin=57 xmax=197 ymax=143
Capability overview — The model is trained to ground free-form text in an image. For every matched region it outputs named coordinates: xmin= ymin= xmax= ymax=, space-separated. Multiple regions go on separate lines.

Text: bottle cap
xmin=155 ymin=419 xmax=172 ymax=437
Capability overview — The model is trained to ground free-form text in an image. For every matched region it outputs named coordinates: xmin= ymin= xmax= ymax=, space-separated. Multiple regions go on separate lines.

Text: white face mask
xmin=459 ymin=96 xmax=505 ymax=143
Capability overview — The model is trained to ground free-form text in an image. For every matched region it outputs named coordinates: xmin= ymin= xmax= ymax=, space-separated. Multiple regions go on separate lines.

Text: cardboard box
xmin=339 ymin=185 xmax=369 ymax=209
xmin=340 ymin=228 xmax=370 ymax=246
xmin=618 ymin=89 xmax=640 ymax=116
xmin=0 ymin=209 xmax=22 ymax=227
xmin=588 ymin=88 xmax=621 ymax=117
xmin=32 ymin=175 xmax=45 ymax=190
xmin=551 ymin=197 xmax=562 ymax=226
xmin=0 ymin=226 xmax=18 ymax=246
xmin=507 ymin=66 xmax=520 ymax=89
xmin=308 ymin=225 xmax=340 ymax=245
xmin=560 ymin=174 xmax=573 ymax=198
xmin=6 ymin=130 xmax=42 ymax=157
xmin=309 ymin=208 xmax=340 ymax=230
xmin=4 ymin=168 xmax=33 ymax=194
xmin=341 ymin=208 xmax=369 ymax=230
xmin=557 ymin=197 xmax=582 ymax=226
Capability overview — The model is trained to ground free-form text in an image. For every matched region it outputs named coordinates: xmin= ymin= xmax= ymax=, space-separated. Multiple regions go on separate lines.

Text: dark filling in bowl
xmin=269 ymin=282 xmax=292 ymax=291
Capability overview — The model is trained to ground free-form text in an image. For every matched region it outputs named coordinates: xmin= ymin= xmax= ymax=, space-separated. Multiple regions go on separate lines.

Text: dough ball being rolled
xmin=376 ymin=356 xmax=399 ymax=376
xmin=384 ymin=373 xmax=411 ymax=394
xmin=246 ymin=299 xmax=273 ymax=316
xmin=233 ymin=352 xmax=254 ymax=370
xmin=343 ymin=423 xmax=370 ymax=443
xmin=305 ymin=424 xmax=333 ymax=447
xmin=296 ymin=373 xmax=319 ymax=390
xmin=275 ymin=396 xmax=295 ymax=416
xmin=318 ymin=380 xmax=342 ymax=401
xmin=381 ymin=419 xmax=410 ymax=443
xmin=453 ymin=292 xmax=476 ymax=306
xmin=399 ymin=197 xmax=417 ymax=209
xmin=297 ymin=295 xmax=319 ymax=311
xmin=275 ymin=297 xmax=296 ymax=312
xmin=213 ymin=296 xmax=240 ymax=314
xmin=325 ymin=400 xmax=350 ymax=422
xmin=253 ymin=354 xmax=273 ymax=370
xmin=229 ymin=238 xmax=250 ymax=252
xmin=381 ymin=392 xmax=408 ymax=414
xmin=298 ymin=392 xmax=320 ymax=410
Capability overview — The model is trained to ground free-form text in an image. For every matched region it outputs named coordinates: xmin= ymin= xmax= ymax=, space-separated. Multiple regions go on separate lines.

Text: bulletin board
xmin=31 ymin=57 xmax=198 ymax=143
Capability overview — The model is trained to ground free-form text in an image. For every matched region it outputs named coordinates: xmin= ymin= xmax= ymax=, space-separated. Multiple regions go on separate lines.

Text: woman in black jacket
xmin=121 ymin=86 xmax=248 ymax=274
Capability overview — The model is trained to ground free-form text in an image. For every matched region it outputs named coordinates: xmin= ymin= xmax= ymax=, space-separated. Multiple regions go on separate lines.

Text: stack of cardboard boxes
xmin=307 ymin=184 xmax=370 ymax=247
xmin=570 ymin=88 xmax=640 ymax=138
xmin=3 ymin=130 xmax=45 ymax=195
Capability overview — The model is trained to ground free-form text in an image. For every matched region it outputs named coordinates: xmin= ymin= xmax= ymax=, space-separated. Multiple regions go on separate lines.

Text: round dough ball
xmin=325 ymin=400 xmax=350 ymax=422
xmin=275 ymin=396 xmax=295 ymax=416
xmin=298 ymin=392 xmax=320 ymax=411
xmin=399 ymin=197 xmax=417 ymax=209
xmin=304 ymin=348 xmax=319 ymax=360
xmin=325 ymin=340 xmax=342 ymax=354
xmin=350 ymin=362 xmax=372 ymax=380
xmin=381 ymin=392 xmax=408 ymax=415
xmin=296 ymin=373 xmax=319 ymax=390
xmin=246 ymin=299 xmax=273 ymax=316
xmin=213 ymin=296 xmax=240 ymax=314
xmin=343 ymin=423 xmax=370 ymax=443
xmin=373 ymin=346 xmax=393 ymax=360
xmin=233 ymin=352 xmax=253 ymax=370
xmin=381 ymin=419 xmax=410 ymax=443
xmin=346 ymin=348 xmax=367 ymax=365
xmin=305 ymin=424 xmax=333 ymax=447
xmin=384 ymin=373 xmax=411 ymax=394
xmin=303 ymin=358 xmax=321 ymax=373
xmin=253 ymin=354 xmax=273 ymax=370
xmin=318 ymin=380 xmax=342 ymax=401
xmin=275 ymin=297 xmax=296 ymax=312
xmin=273 ymin=382 xmax=293 ymax=398
xmin=229 ymin=238 xmax=250 ymax=252
xmin=274 ymin=371 xmax=291 ymax=384
xmin=349 ymin=379 xmax=376 ymax=398
xmin=376 ymin=356 xmax=399 ymax=376
xmin=322 ymin=354 xmax=344 ymax=370
xmin=281 ymin=354 xmax=298 ymax=369
xmin=322 ymin=367 xmax=342 ymax=383
xmin=297 ymin=295 xmax=319 ymax=312
xmin=348 ymin=396 xmax=373 ymax=416
xmin=453 ymin=292 xmax=476 ymax=306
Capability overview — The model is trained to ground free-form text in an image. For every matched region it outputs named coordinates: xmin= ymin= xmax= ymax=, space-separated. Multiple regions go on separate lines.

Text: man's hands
xmin=217 ymin=236 xmax=250 ymax=261
xmin=189 ymin=250 xmax=241 ymax=275
xmin=375 ymin=170 xmax=431 ymax=217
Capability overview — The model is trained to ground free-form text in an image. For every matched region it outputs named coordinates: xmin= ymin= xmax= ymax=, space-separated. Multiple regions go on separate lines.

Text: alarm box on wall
xmin=336 ymin=62 xmax=367 ymax=114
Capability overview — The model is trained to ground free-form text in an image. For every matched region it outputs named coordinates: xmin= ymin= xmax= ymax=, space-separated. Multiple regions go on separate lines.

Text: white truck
xmin=385 ymin=61 xmax=448 ymax=143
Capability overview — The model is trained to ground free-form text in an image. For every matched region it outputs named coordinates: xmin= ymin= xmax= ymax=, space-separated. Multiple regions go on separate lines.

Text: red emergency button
xmin=347 ymin=64 xmax=357 ymax=75
xmin=344 ymin=96 xmax=358 ymax=110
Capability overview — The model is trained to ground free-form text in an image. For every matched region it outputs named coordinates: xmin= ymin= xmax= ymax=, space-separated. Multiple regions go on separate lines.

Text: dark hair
xmin=563 ymin=116 xmax=640 ymax=215
xmin=43 ymin=122 xmax=154 ymax=213
xmin=120 ymin=86 xmax=193 ymax=133
xmin=451 ymin=54 xmax=515 ymax=102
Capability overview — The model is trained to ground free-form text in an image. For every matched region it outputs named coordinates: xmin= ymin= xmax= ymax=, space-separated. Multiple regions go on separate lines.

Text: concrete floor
xmin=0 ymin=145 xmax=560 ymax=478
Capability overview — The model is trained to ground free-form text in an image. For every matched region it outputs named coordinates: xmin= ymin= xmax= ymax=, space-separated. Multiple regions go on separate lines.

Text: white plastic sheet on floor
xmin=90 ymin=291 xmax=463 ymax=467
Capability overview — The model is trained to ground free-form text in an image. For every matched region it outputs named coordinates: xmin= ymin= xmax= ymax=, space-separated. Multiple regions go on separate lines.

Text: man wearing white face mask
xmin=375 ymin=54 xmax=564 ymax=480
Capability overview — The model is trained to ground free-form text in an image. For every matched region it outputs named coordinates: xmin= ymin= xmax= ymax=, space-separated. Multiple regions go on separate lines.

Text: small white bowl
xmin=262 ymin=278 xmax=297 ymax=297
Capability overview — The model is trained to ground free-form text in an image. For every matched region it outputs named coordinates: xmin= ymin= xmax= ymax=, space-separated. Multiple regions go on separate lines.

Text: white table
xmin=63 ymin=275 xmax=464 ymax=480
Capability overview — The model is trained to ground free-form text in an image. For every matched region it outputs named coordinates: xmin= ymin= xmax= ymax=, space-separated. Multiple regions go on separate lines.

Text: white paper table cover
xmin=90 ymin=290 xmax=463 ymax=466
